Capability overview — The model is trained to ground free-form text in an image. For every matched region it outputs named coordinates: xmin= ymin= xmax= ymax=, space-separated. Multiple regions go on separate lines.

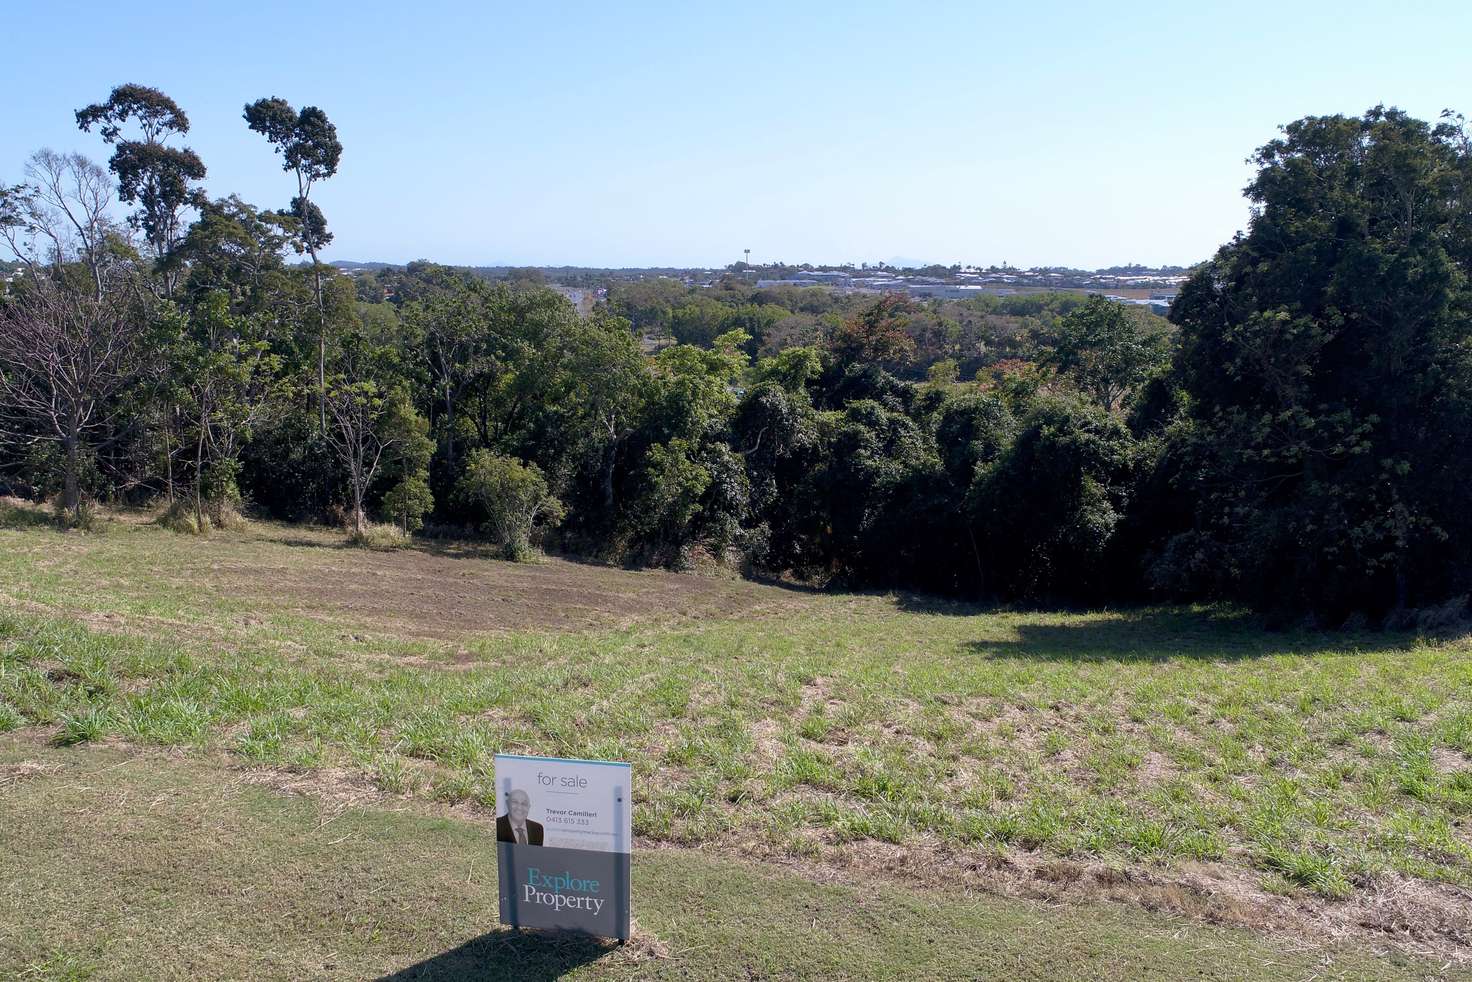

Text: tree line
xmin=3 ymin=90 xmax=1470 ymax=626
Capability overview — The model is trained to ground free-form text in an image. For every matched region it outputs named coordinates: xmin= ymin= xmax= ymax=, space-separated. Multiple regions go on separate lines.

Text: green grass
xmin=0 ymin=742 xmax=1442 ymax=981
xmin=2 ymin=515 xmax=1472 ymax=964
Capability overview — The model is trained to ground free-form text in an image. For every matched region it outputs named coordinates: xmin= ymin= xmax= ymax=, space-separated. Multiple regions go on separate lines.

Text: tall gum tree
xmin=76 ymin=84 xmax=207 ymax=296
xmin=243 ymin=97 xmax=342 ymax=434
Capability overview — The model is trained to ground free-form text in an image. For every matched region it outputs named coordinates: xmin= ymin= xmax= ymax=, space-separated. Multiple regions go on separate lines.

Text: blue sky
xmin=4 ymin=1 xmax=1470 ymax=269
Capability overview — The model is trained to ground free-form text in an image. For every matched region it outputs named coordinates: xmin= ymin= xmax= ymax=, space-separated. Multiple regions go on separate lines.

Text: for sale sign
xmin=493 ymin=753 xmax=631 ymax=940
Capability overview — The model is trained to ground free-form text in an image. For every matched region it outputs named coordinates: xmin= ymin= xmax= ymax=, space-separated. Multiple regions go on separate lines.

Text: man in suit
xmin=496 ymin=788 xmax=544 ymax=845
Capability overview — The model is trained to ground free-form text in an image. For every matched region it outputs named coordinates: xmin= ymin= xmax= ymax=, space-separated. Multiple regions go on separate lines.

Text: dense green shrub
xmin=969 ymin=398 xmax=1139 ymax=602
xmin=1165 ymin=107 xmax=1472 ymax=621
xmin=454 ymin=450 xmax=563 ymax=561
xmin=382 ymin=474 xmax=434 ymax=534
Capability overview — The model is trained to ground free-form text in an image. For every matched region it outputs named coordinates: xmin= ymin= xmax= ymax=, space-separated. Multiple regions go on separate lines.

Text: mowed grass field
xmin=2 ymin=504 xmax=1471 ymax=978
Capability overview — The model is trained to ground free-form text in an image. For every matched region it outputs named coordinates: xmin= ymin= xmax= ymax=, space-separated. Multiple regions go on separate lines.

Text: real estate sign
xmin=493 ymin=753 xmax=631 ymax=940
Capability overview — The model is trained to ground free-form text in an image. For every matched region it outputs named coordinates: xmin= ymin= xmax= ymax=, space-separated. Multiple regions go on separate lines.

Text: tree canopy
xmin=1166 ymin=107 xmax=1472 ymax=620
xmin=4 ymin=96 xmax=1470 ymax=625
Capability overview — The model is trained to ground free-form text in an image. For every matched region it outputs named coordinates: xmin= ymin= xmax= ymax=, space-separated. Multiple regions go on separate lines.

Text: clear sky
xmin=5 ymin=1 xmax=1470 ymax=270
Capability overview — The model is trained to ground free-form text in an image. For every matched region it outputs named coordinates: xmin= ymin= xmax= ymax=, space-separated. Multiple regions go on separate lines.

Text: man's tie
xmin=515 ymin=826 xmax=527 ymax=845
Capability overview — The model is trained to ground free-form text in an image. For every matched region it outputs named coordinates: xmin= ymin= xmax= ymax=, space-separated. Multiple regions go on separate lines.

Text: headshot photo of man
xmin=496 ymin=788 xmax=543 ymax=846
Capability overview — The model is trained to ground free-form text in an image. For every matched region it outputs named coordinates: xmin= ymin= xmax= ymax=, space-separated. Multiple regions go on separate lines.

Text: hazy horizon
xmin=6 ymin=0 xmax=1471 ymax=270
xmin=324 ymin=256 xmax=1191 ymax=272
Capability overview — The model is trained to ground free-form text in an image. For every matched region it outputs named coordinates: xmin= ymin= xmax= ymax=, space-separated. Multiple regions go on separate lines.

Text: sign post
xmin=493 ymin=753 xmax=631 ymax=940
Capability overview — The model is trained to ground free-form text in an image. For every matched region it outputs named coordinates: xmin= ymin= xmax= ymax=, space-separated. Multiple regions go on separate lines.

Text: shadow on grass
xmin=377 ymin=928 xmax=616 ymax=981
xmin=891 ymin=592 xmax=1007 ymax=617
xmin=270 ymin=535 xmax=347 ymax=551
xmin=964 ymin=607 xmax=1420 ymax=663
xmin=0 ymin=502 xmax=61 ymax=531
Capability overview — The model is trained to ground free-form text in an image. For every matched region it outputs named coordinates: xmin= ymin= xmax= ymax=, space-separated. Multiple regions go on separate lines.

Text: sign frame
xmin=493 ymin=753 xmax=632 ymax=941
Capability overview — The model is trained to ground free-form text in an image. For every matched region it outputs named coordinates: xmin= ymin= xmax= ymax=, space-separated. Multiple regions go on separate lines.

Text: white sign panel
xmin=494 ymin=753 xmax=631 ymax=939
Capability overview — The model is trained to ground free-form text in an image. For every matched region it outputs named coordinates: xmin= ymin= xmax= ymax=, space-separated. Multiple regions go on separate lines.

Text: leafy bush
xmin=969 ymin=398 xmax=1138 ymax=602
xmin=1382 ymin=595 xmax=1471 ymax=635
xmin=382 ymin=474 xmax=434 ymax=534
xmin=1147 ymin=529 xmax=1232 ymax=601
xmin=51 ymin=498 xmax=103 ymax=532
xmin=1415 ymin=596 xmax=1471 ymax=636
xmin=199 ymin=458 xmax=246 ymax=529
xmin=454 ymin=450 xmax=563 ymax=561
xmin=346 ymin=522 xmax=411 ymax=550
xmin=157 ymin=500 xmax=206 ymax=535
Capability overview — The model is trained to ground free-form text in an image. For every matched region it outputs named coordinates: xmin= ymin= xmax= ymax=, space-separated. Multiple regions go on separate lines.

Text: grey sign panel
xmin=497 ymin=842 xmax=631 ymax=939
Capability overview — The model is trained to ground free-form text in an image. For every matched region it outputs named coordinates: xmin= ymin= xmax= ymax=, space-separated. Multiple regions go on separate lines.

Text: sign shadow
xmin=375 ymin=927 xmax=617 ymax=982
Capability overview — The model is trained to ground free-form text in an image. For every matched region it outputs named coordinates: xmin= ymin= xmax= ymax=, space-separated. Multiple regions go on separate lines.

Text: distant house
xmin=906 ymin=284 xmax=989 ymax=300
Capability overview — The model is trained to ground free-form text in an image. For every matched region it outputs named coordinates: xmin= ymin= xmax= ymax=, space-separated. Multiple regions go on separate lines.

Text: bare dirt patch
xmin=207 ymin=526 xmax=824 ymax=640
xmin=1136 ymin=750 xmax=1178 ymax=786
xmin=797 ymin=677 xmax=832 ymax=713
xmin=1433 ymin=747 xmax=1472 ymax=775
xmin=749 ymin=719 xmax=785 ymax=766
xmin=0 ymin=759 xmax=64 ymax=787
xmin=235 ymin=764 xmax=392 ymax=814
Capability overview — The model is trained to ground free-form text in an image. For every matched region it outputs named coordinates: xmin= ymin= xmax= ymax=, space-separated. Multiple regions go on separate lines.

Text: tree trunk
xmin=351 ymin=451 xmax=367 ymax=534
xmin=602 ymin=439 xmax=617 ymax=510
xmin=164 ymin=406 xmax=176 ymax=504
xmin=319 ymin=330 xmax=326 ymax=436
xmin=63 ymin=432 xmax=80 ymax=520
xmin=601 ymin=414 xmax=620 ymax=511
xmin=194 ymin=412 xmax=208 ymax=532
xmin=444 ymin=379 xmax=455 ymax=470
xmin=307 ymin=241 xmax=326 ymax=437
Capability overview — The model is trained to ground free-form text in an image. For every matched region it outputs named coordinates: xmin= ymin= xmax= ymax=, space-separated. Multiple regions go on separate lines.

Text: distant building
xmin=756 ymin=278 xmax=819 ymax=288
xmin=905 ymin=284 xmax=990 ymax=299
